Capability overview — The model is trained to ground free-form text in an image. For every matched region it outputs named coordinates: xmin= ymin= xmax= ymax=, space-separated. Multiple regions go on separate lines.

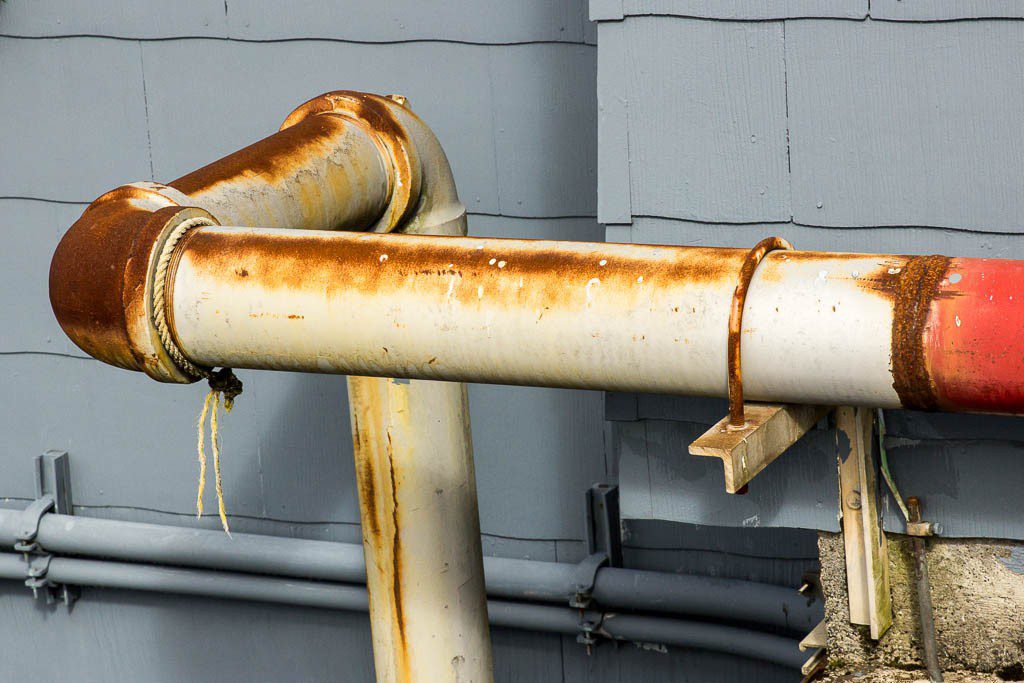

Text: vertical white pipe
xmin=344 ymin=102 xmax=493 ymax=680
xmin=348 ymin=376 xmax=492 ymax=681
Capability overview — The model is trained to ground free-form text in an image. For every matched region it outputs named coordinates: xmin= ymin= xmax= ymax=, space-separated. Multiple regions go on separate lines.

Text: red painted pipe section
xmin=927 ymin=257 xmax=1024 ymax=414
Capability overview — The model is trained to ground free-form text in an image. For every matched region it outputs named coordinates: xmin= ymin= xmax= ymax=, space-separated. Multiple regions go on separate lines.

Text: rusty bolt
xmin=846 ymin=491 xmax=862 ymax=510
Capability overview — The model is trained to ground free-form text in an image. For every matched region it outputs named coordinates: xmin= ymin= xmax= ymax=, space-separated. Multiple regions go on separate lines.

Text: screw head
xmin=846 ymin=492 xmax=862 ymax=510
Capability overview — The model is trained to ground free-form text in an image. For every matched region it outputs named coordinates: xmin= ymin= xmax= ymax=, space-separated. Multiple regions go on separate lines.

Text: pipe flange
xmin=281 ymin=91 xmax=421 ymax=234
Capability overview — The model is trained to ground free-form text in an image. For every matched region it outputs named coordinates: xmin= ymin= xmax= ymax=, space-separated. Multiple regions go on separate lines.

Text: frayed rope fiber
xmin=192 ymin=368 xmax=240 ymax=532
xmin=196 ymin=369 xmax=243 ymax=536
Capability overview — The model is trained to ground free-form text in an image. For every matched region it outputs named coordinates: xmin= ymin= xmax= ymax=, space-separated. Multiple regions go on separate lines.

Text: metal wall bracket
xmin=584 ymin=483 xmax=622 ymax=567
xmin=689 ymin=403 xmax=828 ymax=493
xmin=15 ymin=451 xmax=78 ymax=608
xmin=799 ymin=618 xmax=828 ymax=681
xmin=571 ymin=484 xmax=621 ymax=610
xmin=835 ymin=407 xmax=892 ymax=639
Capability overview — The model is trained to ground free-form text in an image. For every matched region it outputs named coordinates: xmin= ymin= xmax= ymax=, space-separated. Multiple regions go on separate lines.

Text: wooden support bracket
xmin=835 ymin=406 xmax=892 ymax=640
xmin=689 ymin=403 xmax=827 ymax=494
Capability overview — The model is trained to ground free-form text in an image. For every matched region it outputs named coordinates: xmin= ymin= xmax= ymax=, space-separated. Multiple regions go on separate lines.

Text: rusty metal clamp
xmin=727 ymin=237 xmax=795 ymax=429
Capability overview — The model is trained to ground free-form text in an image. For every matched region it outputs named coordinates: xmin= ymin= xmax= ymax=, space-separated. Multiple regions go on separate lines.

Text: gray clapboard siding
xmin=0 ymin=584 xmax=379 ymax=683
xmin=626 ymin=216 xmax=1024 ymax=259
xmin=0 ymin=0 xmax=594 ymax=44
xmin=489 ymin=45 xmax=597 ymax=217
xmin=787 ymin=19 xmax=1024 ymax=231
xmin=561 ymin=636 xmax=793 ymax=683
xmin=612 ymin=0 xmax=867 ymax=20
xmin=612 ymin=404 xmax=1024 ymax=539
xmin=882 ymin=437 xmax=1024 ymax=539
xmin=0 ymin=0 xmax=227 ymax=38
xmin=0 ymin=353 xmax=607 ymax=539
xmin=623 ymin=519 xmax=819 ymax=587
xmin=0 ymin=38 xmax=152 ymax=200
xmin=0 ymin=582 xmax=570 ymax=683
xmin=596 ymin=21 xmax=632 ymax=224
xmin=139 ymin=39 xmax=595 ymax=218
xmin=871 ymin=0 xmax=1024 ymax=21
xmin=227 ymin=0 xmax=590 ymax=43
xmin=617 ymin=419 xmax=842 ymax=531
xmin=597 ymin=18 xmax=790 ymax=224
xmin=0 ymin=199 xmax=85 ymax=356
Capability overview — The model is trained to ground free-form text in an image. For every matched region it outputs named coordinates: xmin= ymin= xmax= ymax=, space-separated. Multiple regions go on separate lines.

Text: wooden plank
xmin=787 ymin=19 xmax=1024 ymax=232
xmin=618 ymin=17 xmax=790 ymax=222
xmin=835 ymin=406 xmax=892 ymax=639
xmin=690 ymin=403 xmax=827 ymax=494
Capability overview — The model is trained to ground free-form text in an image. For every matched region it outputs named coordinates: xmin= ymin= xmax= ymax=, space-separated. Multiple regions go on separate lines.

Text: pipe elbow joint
xmin=49 ymin=183 xmax=217 ymax=383
xmin=49 ymin=90 xmax=468 ymax=383
xmin=282 ymin=91 xmax=467 ymax=236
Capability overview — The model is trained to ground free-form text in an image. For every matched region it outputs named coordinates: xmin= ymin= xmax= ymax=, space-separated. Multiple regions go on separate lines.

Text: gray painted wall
xmin=594 ymin=5 xmax=1024 ymax=537
xmin=0 ymin=1 xmax=809 ymax=681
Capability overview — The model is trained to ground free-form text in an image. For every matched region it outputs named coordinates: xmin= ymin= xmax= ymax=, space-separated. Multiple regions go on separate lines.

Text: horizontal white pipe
xmin=171 ymin=228 xmax=902 ymax=407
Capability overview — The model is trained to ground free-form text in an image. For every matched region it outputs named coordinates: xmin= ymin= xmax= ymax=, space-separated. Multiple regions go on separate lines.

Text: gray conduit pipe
xmin=0 ymin=509 xmax=819 ymax=632
xmin=0 ymin=553 xmax=804 ymax=670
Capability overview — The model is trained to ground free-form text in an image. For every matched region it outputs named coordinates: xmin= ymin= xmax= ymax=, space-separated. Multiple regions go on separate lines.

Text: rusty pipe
xmin=111 ymin=229 xmax=1024 ymax=415
xmin=48 ymin=91 xmax=464 ymax=383
xmin=49 ymin=91 xmax=491 ymax=683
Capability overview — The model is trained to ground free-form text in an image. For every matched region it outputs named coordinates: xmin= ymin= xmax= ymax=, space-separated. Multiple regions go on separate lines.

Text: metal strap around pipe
xmin=727 ymin=237 xmax=794 ymax=428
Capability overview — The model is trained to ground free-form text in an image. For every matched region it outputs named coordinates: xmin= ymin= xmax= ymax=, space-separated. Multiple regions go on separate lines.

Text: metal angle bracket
xmin=15 ymin=451 xmax=78 ymax=609
xmin=584 ymin=483 xmax=622 ymax=567
xmin=571 ymin=483 xmax=622 ymax=610
xmin=690 ymin=403 xmax=828 ymax=493
xmin=571 ymin=483 xmax=622 ymax=655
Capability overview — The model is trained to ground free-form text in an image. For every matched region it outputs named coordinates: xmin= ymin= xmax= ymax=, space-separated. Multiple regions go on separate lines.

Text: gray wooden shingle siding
xmin=594 ymin=4 xmax=1024 ymax=539
xmin=0 ymin=1 xmax=809 ymax=681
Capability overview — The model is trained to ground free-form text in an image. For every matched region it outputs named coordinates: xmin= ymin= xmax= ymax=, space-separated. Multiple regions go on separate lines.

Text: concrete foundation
xmin=818 ymin=532 xmax=1024 ymax=681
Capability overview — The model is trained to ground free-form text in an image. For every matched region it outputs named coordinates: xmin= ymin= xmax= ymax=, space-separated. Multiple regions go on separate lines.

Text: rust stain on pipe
xmin=349 ymin=378 xmax=411 ymax=680
xmin=174 ymin=229 xmax=744 ymax=307
xmin=855 ymin=255 xmax=953 ymax=411
xmin=171 ymin=113 xmax=391 ymax=232
xmin=886 ymin=255 xmax=953 ymax=411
